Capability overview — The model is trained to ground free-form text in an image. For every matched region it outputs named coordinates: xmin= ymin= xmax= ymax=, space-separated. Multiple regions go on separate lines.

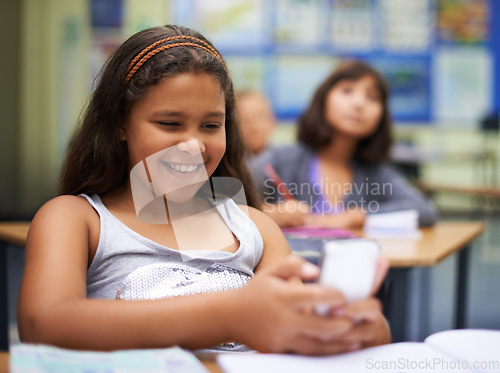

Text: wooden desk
xmin=0 ymin=221 xmax=485 ymax=346
xmin=0 ymin=352 xmax=7 ymax=373
xmin=0 ymin=351 xmax=222 ymax=373
xmin=372 ymin=221 xmax=484 ymax=267
xmin=0 ymin=221 xmax=485 ymax=267
xmin=0 ymin=223 xmax=29 ymax=247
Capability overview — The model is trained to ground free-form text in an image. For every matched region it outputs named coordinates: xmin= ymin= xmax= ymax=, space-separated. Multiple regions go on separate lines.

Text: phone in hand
xmin=315 ymin=239 xmax=380 ymax=315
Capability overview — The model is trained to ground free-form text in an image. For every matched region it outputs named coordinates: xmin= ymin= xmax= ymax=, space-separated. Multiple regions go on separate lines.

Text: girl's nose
xmin=352 ymin=92 xmax=368 ymax=109
xmin=176 ymin=138 xmax=206 ymax=155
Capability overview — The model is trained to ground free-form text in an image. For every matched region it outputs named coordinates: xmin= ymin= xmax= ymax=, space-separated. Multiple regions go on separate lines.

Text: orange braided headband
xmin=125 ymin=35 xmax=226 ymax=83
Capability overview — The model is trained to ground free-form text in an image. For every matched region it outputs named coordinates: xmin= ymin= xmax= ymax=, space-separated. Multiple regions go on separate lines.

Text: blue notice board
xmin=172 ymin=0 xmax=496 ymax=124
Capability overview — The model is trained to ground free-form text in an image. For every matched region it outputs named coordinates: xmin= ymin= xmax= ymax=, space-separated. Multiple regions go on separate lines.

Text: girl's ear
xmin=118 ymin=124 xmax=127 ymax=141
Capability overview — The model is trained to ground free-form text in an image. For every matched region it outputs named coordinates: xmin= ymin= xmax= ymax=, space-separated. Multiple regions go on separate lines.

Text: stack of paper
xmin=363 ymin=209 xmax=421 ymax=239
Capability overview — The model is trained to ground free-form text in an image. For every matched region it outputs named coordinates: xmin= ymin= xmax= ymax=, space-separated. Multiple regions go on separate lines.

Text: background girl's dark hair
xmin=59 ymin=24 xmax=259 ymax=208
xmin=297 ymin=60 xmax=393 ymax=163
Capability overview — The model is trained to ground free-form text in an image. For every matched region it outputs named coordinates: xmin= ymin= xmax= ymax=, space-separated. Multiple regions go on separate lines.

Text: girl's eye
xmin=203 ymin=123 xmax=222 ymax=130
xmin=157 ymin=122 xmax=180 ymax=128
xmin=341 ymin=87 xmax=352 ymax=94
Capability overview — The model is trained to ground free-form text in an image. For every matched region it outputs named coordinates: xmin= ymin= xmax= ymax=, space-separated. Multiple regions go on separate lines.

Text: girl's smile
xmin=162 ymin=162 xmax=203 ymax=173
xmin=159 ymin=156 xmax=206 ymax=182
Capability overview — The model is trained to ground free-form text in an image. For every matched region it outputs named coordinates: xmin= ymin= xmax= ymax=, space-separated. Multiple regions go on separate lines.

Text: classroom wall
xmin=6 ymin=0 xmax=170 ymax=218
xmin=12 ymin=0 xmax=91 ymax=217
xmin=0 ymin=0 xmax=21 ymax=219
xmin=1 ymin=0 xmax=498 ymax=218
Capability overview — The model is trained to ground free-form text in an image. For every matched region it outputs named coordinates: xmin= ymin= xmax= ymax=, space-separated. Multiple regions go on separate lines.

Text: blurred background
xmin=1 ymin=0 xmax=499 ymax=342
xmin=1 ymin=0 xmax=499 ymax=218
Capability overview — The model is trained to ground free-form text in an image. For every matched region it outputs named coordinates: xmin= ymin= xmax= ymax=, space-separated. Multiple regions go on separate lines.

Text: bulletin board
xmin=92 ymin=0 xmax=498 ymax=125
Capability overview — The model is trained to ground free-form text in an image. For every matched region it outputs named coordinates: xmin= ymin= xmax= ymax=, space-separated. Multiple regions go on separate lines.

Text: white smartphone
xmin=315 ymin=239 xmax=380 ymax=316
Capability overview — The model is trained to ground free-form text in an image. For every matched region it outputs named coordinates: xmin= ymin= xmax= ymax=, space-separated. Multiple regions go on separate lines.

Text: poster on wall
xmin=163 ymin=0 xmax=496 ymax=124
xmin=437 ymin=0 xmax=490 ymax=44
xmin=434 ymin=48 xmax=492 ymax=123
xmin=271 ymin=56 xmax=338 ymax=119
xmin=330 ymin=0 xmax=374 ymax=51
xmin=371 ymin=57 xmax=431 ymax=121
xmin=379 ymin=0 xmax=434 ymax=52
xmin=172 ymin=0 xmax=268 ymax=51
xmin=274 ymin=0 xmax=327 ymax=47
xmin=225 ymin=56 xmax=267 ymax=92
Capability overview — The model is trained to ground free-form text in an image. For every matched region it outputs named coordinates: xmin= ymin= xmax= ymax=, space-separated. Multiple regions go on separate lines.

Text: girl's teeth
xmin=169 ymin=164 xmax=199 ymax=173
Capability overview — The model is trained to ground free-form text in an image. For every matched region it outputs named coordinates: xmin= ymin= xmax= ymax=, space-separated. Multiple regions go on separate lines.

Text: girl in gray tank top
xmin=83 ymin=192 xmax=263 ymax=352
xmin=17 ymin=24 xmax=391 ymax=355
xmin=83 ymin=193 xmax=263 ymax=302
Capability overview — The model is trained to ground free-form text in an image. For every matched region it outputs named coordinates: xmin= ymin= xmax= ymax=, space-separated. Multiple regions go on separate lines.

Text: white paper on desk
xmin=218 ymin=329 xmax=500 ymax=373
xmin=364 ymin=209 xmax=421 ymax=239
xmin=363 ymin=228 xmax=423 ymax=239
xmin=424 ymin=329 xmax=500 ymax=369
xmin=218 ymin=343 xmax=453 ymax=373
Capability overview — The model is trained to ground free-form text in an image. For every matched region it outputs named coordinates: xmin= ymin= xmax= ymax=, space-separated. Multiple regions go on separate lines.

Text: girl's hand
xmin=229 ymin=255 xmax=391 ymax=354
xmin=325 ymin=298 xmax=391 ymax=349
xmin=229 ymin=255 xmax=361 ymax=355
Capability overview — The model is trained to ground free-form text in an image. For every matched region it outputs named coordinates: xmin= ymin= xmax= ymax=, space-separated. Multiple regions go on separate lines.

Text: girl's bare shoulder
xmin=35 ymin=195 xmax=95 ymax=218
xmin=237 ymin=205 xmax=284 ymax=241
xmin=237 ymin=205 xmax=274 ymax=226
xmin=28 ymin=195 xmax=98 ymax=240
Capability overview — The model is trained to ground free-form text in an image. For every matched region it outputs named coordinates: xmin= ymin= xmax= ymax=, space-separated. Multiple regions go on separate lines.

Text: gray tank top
xmin=81 ymin=194 xmax=264 ymax=301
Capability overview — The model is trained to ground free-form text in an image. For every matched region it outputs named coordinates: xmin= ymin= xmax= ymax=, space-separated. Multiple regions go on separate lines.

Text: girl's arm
xmin=18 ymin=196 xmax=358 ymax=353
xmin=248 ymin=206 xmax=292 ymax=272
xmin=17 ymin=196 xmax=240 ymax=350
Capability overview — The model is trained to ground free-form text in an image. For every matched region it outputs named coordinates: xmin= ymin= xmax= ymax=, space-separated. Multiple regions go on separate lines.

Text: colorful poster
xmin=274 ymin=0 xmax=326 ymax=46
xmin=380 ymin=0 xmax=434 ymax=52
xmin=161 ymin=0 xmax=494 ymax=123
xmin=225 ymin=56 xmax=266 ymax=92
xmin=271 ymin=56 xmax=338 ymax=119
xmin=371 ymin=57 xmax=431 ymax=121
xmin=434 ymin=48 xmax=492 ymax=123
xmin=437 ymin=0 xmax=490 ymax=44
xmin=172 ymin=0 xmax=267 ymax=50
xmin=330 ymin=0 xmax=374 ymax=51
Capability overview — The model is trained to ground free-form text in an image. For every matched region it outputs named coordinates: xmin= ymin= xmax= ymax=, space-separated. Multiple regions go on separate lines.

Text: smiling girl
xmin=17 ymin=27 xmax=390 ymax=354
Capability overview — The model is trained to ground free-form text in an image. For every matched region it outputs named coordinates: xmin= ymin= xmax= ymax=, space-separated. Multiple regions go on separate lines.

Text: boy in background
xmin=236 ymin=90 xmax=277 ymax=156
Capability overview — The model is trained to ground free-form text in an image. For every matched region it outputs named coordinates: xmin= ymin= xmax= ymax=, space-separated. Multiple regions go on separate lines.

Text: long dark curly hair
xmin=59 ymin=25 xmax=259 ymax=208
